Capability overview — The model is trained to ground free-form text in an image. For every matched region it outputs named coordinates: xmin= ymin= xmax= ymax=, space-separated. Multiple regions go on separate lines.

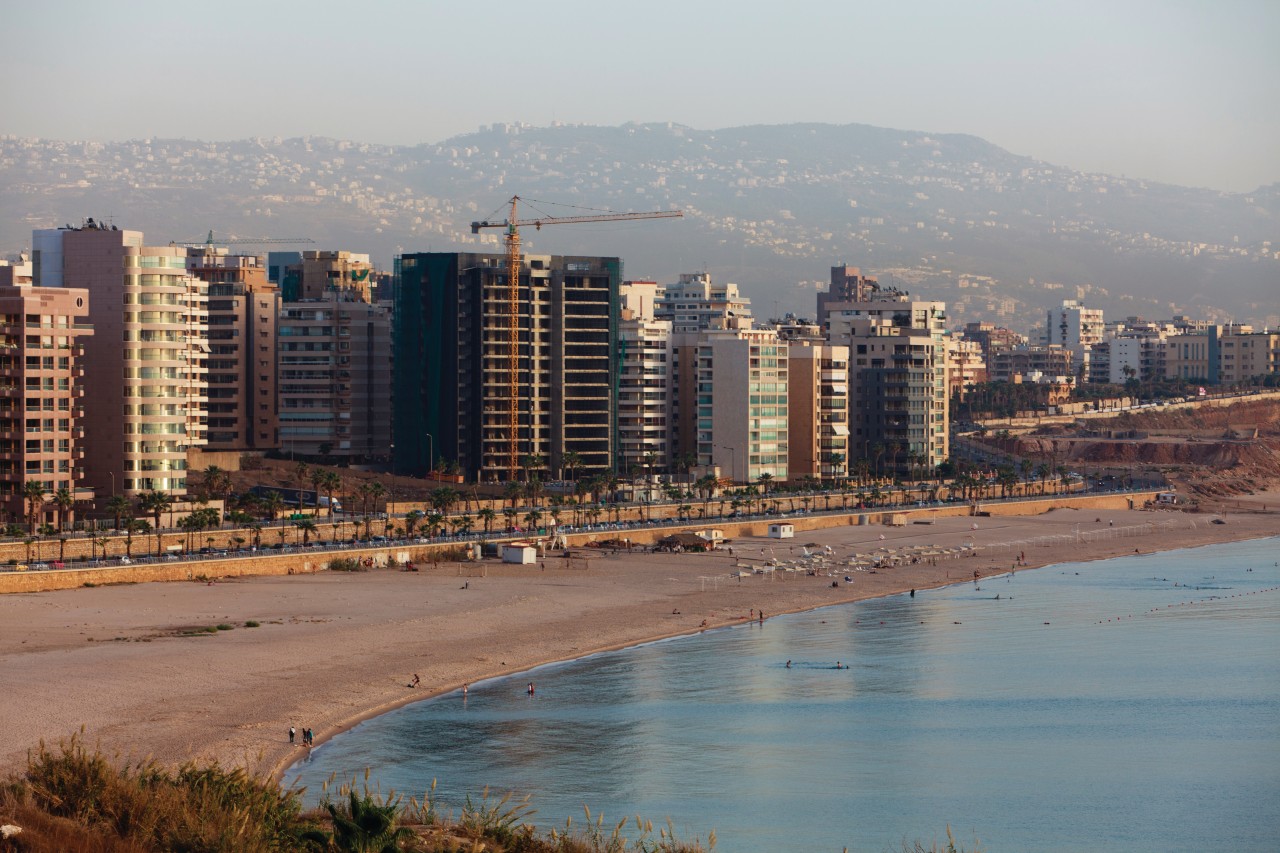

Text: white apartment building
xmin=1047 ymin=299 xmax=1104 ymax=378
xmin=655 ymin=272 xmax=751 ymax=333
xmin=616 ymin=280 xmax=671 ymax=475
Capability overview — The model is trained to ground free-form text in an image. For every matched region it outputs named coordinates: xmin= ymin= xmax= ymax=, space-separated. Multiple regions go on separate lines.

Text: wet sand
xmin=1 ymin=501 xmax=1276 ymax=781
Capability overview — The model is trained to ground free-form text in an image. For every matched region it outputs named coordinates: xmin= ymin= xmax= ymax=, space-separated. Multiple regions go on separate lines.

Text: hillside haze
xmin=3 ymin=122 xmax=1277 ymax=330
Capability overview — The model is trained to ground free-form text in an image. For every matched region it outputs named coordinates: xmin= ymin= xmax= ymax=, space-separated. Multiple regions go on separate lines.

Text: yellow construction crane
xmin=470 ymin=196 xmax=682 ymax=479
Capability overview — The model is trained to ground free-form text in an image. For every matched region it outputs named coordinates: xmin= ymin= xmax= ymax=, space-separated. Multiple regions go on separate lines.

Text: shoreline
xmin=2 ymin=498 xmax=1277 ymax=785
xmin=276 ymin=527 xmax=1276 ymax=784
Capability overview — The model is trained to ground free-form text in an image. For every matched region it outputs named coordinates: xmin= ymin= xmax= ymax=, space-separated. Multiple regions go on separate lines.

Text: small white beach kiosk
xmin=766 ymin=522 xmax=795 ymax=539
xmin=502 ymin=542 xmax=537 ymax=565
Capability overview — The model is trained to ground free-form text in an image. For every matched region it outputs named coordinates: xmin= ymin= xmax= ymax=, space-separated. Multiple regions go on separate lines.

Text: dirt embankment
xmin=981 ymin=399 xmax=1280 ymax=500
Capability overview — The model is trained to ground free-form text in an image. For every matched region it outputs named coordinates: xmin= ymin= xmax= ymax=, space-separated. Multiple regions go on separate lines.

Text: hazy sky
xmin=4 ymin=0 xmax=1278 ymax=191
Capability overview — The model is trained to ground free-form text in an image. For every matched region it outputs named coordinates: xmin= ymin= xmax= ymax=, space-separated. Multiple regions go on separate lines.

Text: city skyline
xmin=3 ymin=0 xmax=1278 ymax=193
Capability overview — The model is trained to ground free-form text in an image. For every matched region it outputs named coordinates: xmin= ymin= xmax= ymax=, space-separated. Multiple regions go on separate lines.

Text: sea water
xmin=288 ymin=538 xmax=1280 ymax=852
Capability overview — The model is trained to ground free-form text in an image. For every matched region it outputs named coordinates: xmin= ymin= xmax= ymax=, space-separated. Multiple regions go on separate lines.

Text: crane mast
xmin=470 ymin=196 xmax=682 ymax=480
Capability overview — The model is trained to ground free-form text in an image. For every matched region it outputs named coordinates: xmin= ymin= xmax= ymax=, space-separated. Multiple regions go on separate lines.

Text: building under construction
xmin=393 ymin=252 xmax=621 ymax=482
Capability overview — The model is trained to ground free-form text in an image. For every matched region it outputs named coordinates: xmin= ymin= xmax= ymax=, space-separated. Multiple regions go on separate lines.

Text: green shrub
xmin=327 ymin=557 xmax=367 ymax=572
xmin=244 ymin=620 xmax=260 ymax=628
xmin=215 ymin=624 xmax=234 ymax=631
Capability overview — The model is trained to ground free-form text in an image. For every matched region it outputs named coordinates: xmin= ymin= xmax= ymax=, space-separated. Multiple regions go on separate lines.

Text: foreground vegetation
xmin=0 ymin=737 xmax=979 ymax=852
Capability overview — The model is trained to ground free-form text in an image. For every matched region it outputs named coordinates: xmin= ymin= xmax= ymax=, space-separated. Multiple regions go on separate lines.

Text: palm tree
xmin=1036 ymin=463 xmax=1052 ymax=495
xmin=477 ymin=507 xmax=496 ymax=535
xmin=425 ymin=512 xmax=445 ymax=538
xmin=502 ymin=506 xmax=518 ymax=532
xmin=404 ymin=510 xmax=424 ymax=538
xmin=138 ymin=489 xmax=172 ymax=548
xmin=309 ymin=467 xmax=329 ymax=515
xmin=23 ymin=482 xmax=47 ymax=534
xmin=106 ymin=494 xmax=130 ymax=533
xmin=320 ymin=470 xmax=342 ymax=518
xmin=365 ymin=481 xmax=387 ymax=519
xmin=452 ymin=514 xmax=473 ymax=537
xmin=523 ymin=507 xmax=544 ymax=531
xmin=202 ymin=465 xmax=232 ymax=504
xmin=294 ymin=518 xmax=317 ymax=546
xmin=755 ymin=472 xmax=774 ymax=498
xmin=52 ymin=487 xmax=75 ymax=533
xmin=561 ymin=450 xmax=582 ymax=484
xmin=292 ymin=461 xmax=310 ymax=512
xmin=429 ymin=487 xmax=459 ymax=517
xmin=247 ymin=522 xmax=263 ymax=551
xmin=519 ymin=453 xmax=544 ymax=483
xmin=124 ymin=516 xmax=142 ymax=557
xmin=260 ymin=490 xmax=285 ymax=522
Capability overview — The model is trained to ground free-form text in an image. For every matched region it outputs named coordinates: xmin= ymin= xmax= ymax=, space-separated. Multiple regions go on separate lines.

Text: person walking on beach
xmin=289 ymin=726 xmax=295 ymax=744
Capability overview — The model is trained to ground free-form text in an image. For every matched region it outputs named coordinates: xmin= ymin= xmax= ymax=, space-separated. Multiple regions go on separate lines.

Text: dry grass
xmin=0 ymin=739 xmax=976 ymax=852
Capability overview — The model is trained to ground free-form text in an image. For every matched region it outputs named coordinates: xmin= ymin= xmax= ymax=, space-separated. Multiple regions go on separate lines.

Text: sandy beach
xmin=1 ymin=497 xmax=1276 ymax=783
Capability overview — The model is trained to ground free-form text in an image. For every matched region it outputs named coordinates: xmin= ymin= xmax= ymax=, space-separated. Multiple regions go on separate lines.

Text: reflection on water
xmin=290 ymin=538 xmax=1280 ymax=853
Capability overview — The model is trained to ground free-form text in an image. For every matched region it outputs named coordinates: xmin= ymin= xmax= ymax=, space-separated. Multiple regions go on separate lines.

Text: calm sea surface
xmin=289 ymin=537 xmax=1280 ymax=852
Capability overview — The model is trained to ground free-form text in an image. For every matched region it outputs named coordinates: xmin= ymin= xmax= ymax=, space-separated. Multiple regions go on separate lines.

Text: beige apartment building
xmin=1218 ymin=329 xmax=1280 ymax=384
xmin=187 ymin=248 xmax=280 ymax=452
xmin=946 ymin=335 xmax=988 ymax=399
xmin=33 ymin=223 xmax=207 ymax=498
xmin=787 ymin=340 xmax=849 ymax=482
xmin=0 ymin=258 xmax=93 ymax=526
xmin=290 ymin=250 xmax=377 ymax=302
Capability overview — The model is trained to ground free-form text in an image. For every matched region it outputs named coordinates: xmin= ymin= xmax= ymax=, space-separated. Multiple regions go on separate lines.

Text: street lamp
xmin=715 ymin=444 xmax=736 ymax=483
xmin=424 ymin=433 xmax=434 ymax=478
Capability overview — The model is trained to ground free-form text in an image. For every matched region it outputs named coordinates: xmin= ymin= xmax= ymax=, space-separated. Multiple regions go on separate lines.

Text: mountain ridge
xmin=2 ymin=122 xmax=1276 ymax=330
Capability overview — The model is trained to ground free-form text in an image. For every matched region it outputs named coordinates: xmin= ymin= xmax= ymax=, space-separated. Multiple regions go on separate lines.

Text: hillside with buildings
xmin=2 ymin=122 xmax=1277 ymax=332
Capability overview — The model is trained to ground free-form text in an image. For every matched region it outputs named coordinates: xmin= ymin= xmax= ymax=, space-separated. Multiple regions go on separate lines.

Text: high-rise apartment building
xmin=824 ymin=281 xmax=950 ymax=475
xmin=186 ymin=248 xmax=280 ymax=452
xmin=786 ymin=341 xmax=849 ymax=482
xmin=278 ymin=292 xmax=391 ymax=461
xmin=393 ymin=252 xmax=619 ymax=482
xmin=659 ymin=272 xmax=754 ymax=470
xmin=0 ymin=270 xmax=93 ymax=525
xmin=616 ymin=280 xmax=670 ymax=476
xmin=1046 ymin=299 xmax=1104 ymax=378
xmin=695 ymin=326 xmax=789 ymax=483
xmin=33 ymin=223 xmax=207 ymax=498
